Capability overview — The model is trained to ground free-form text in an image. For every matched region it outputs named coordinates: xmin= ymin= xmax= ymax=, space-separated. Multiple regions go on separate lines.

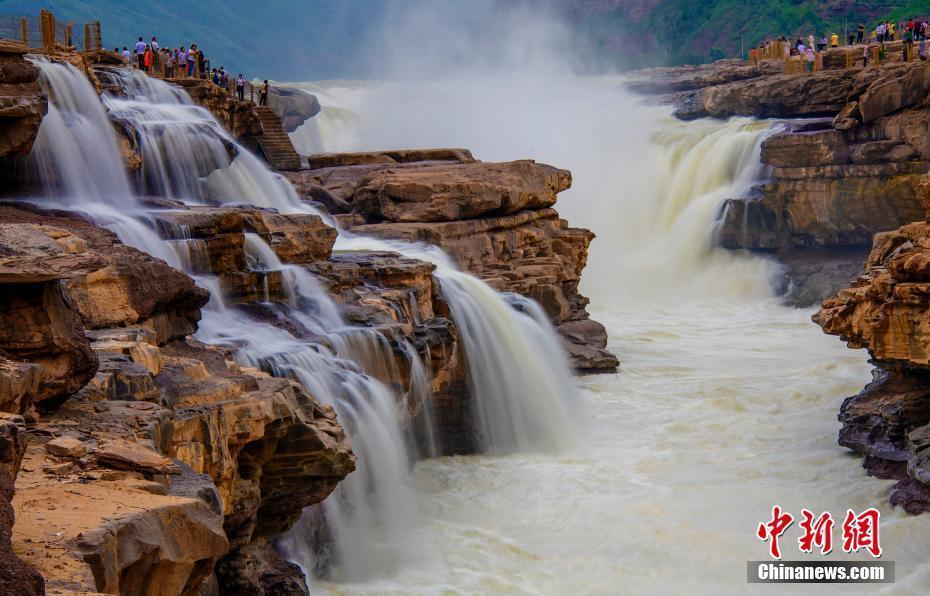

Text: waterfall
xmin=26 ymin=58 xmax=581 ymax=584
xmin=288 ymin=78 xmax=781 ymax=304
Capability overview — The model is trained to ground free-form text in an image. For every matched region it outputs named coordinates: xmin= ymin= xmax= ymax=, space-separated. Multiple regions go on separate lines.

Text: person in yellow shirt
xmin=830 ymin=32 xmax=839 ymax=47
xmin=889 ymin=22 xmax=895 ymax=40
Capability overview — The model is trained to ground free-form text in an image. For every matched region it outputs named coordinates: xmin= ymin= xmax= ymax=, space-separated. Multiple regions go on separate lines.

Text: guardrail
xmin=0 ymin=9 xmax=101 ymax=52
xmin=144 ymin=58 xmax=257 ymax=103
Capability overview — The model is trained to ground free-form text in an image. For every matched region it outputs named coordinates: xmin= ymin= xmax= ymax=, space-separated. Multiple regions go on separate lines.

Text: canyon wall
xmin=630 ymin=44 xmax=930 ymax=513
xmin=813 ymin=179 xmax=930 ymax=514
xmin=0 ymin=45 xmax=613 ymax=594
xmin=630 ymin=43 xmax=930 ymax=306
xmin=283 ymin=151 xmax=619 ymax=372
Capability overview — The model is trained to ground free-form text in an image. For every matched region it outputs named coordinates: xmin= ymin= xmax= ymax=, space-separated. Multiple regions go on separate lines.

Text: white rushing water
xmin=284 ymin=70 xmax=930 ymax=594
xmin=25 ymin=58 xmax=584 ymax=586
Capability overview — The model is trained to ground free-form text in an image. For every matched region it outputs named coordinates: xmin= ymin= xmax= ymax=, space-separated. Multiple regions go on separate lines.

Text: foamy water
xmin=290 ymin=72 xmax=930 ymax=593
xmin=312 ymin=300 xmax=930 ymax=594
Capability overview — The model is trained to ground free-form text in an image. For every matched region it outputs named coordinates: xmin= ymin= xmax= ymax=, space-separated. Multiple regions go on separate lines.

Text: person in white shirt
xmin=122 ymin=47 xmax=130 ymax=61
xmin=134 ymin=37 xmax=146 ymax=69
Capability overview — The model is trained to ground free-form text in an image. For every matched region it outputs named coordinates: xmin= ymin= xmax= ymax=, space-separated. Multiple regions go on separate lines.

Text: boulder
xmin=0 ymin=41 xmax=46 ymax=159
xmin=44 ymin=436 xmax=86 ymax=459
xmin=353 ymin=160 xmax=571 ymax=223
xmin=267 ymin=85 xmax=321 ymax=133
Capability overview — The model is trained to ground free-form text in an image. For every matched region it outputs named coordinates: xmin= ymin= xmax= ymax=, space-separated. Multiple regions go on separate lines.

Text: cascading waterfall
xmin=25 ymin=58 xmax=581 ymax=585
xmin=289 ymin=79 xmax=781 ymax=304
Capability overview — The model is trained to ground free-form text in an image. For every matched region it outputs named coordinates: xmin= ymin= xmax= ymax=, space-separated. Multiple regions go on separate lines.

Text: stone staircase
xmin=255 ymin=107 xmax=302 ymax=171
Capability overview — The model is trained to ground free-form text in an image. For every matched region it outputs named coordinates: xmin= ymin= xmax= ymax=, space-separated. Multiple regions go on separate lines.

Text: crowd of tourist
xmin=115 ymin=35 xmax=268 ymax=104
xmin=751 ymin=17 xmax=930 ymax=70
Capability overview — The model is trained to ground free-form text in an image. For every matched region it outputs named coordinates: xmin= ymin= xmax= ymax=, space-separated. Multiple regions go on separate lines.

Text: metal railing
xmin=0 ymin=9 xmax=101 ymax=52
xmin=143 ymin=57 xmax=257 ymax=103
xmin=749 ymin=39 xmax=924 ymax=74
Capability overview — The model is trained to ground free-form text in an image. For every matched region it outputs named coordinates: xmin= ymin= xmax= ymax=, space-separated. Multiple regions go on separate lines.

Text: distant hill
xmin=0 ymin=0 xmax=925 ymax=79
xmin=551 ymin=0 xmax=928 ymax=68
xmin=0 ymin=0 xmax=389 ymax=80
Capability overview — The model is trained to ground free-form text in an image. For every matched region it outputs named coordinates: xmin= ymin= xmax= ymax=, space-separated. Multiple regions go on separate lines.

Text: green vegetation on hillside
xmin=1 ymin=0 xmax=929 ymax=78
xmin=570 ymin=0 xmax=930 ymax=68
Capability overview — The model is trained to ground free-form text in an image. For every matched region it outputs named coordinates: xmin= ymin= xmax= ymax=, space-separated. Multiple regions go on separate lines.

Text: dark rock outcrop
xmin=267 ymin=85 xmax=321 ymax=133
xmin=0 ymin=41 xmax=46 ymax=160
xmin=814 ymin=195 xmax=930 ymax=513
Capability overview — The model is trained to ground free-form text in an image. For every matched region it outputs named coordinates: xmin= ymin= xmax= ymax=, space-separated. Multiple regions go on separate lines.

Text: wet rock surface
xmin=283 ymin=154 xmax=619 ymax=372
xmin=814 ymin=187 xmax=930 ymax=513
xmin=0 ymin=41 xmax=46 ymax=161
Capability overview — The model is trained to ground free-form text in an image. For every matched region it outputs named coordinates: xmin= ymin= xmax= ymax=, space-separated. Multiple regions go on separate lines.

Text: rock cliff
xmin=0 ymin=203 xmax=356 ymax=594
xmin=0 ymin=50 xmax=614 ymax=594
xmin=282 ymin=150 xmax=619 ymax=372
xmin=814 ymin=180 xmax=930 ymax=513
xmin=0 ymin=41 xmax=46 ymax=161
xmin=630 ymin=43 xmax=930 ymax=306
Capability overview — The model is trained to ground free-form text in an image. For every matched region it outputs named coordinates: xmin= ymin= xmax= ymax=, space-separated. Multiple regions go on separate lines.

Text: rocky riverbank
xmin=629 ymin=41 xmax=930 ymax=307
xmin=0 ymin=42 xmax=615 ymax=594
xmin=630 ymin=44 xmax=930 ymax=513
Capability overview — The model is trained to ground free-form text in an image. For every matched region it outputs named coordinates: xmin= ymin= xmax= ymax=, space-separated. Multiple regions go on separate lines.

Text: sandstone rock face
xmin=170 ymin=77 xmax=263 ymax=140
xmin=352 ymin=160 xmax=571 ymax=223
xmin=267 ymin=85 xmax=321 ymax=133
xmin=0 ymin=41 xmax=46 ymax=160
xmin=283 ymin=155 xmax=619 ymax=372
xmin=0 ymin=466 xmax=44 ymax=596
xmin=2 ymin=205 xmax=209 ymax=342
xmin=814 ymin=182 xmax=930 ymax=512
xmin=0 ymin=200 xmax=363 ymax=593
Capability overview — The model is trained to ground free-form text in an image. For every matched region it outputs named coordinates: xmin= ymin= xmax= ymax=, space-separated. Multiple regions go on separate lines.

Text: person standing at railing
xmin=259 ymin=80 xmax=269 ymax=106
xmin=188 ymin=44 xmax=199 ymax=77
xmin=144 ymin=45 xmax=152 ymax=72
xmin=818 ymin=35 xmax=826 ymax=51
xmin=830 ymin=32 xmax=839 ymax=47
xmin=164 ymin=49 xmax=175 ymax=77
xmin=857 ymin=23 xmax=865 ymax=44
xmin=135 ymin=37 xmax=146 ymax=69
xmin=122 ymin=47 xmax=130 ymax=60
xmin=151 ymin=36 xmax=159 ymax=70
xmin=236 ymin=74 xmax=245 ymax=100
xmin=177 ymin=46 xmax=187 ymax=78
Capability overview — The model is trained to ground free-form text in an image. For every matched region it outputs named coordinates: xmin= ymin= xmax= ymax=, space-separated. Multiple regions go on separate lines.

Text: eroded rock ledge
xmin=814 ymin=179 xmax=930 ymax=513
xmin=630 ymin=44 xmax=930 ymax=306
xmin=282 ymin=149 xmax=620 ymax=372
xmin=0 ymin=203 xmax=356 ymax=593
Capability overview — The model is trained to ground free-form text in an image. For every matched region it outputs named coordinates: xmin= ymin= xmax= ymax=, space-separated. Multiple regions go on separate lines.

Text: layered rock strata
xmin=0 ymin=203 xmax=357 ymax=593
xmin=630 ymin=46 xmax=930 ymax=305
xmin=815 ymin=181 xmax=930 ymax=513
xmin=282 ymin=150 xmax=619 ymax=372
xmin=0 ymin=41 xmax=46 ymax=161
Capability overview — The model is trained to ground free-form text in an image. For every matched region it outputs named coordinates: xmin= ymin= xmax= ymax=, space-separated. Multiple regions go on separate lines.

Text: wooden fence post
xmin=84 ymin=24 xmax=90 ymax=50
xmin=48 ymin=11 xmax=55 ymax=51
xmin=66 ymin=23 xmax=72 ymax=48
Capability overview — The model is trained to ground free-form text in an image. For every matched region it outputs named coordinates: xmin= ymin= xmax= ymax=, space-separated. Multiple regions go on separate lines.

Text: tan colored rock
xmin=353 ymin=160 xmax=571 ymax=223
xmin=13 ymin=471 xmax=226 ymax=595
xmin=0 ymin=413 xmax=26 ymax=480
xmin=0 ymin=204 xmax=210 ymax=344
xmin=95 ymin=438 xmax=182 ymax=476
xmin=306 ymin=148 xmax=475 ymax=169
xmin=45 ymin=436 xmax=86 ymax=459
xmin=0 ymin=40 xmax=46 ymax=159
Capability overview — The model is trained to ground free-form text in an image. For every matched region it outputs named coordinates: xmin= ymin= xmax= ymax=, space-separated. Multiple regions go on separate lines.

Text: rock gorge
xmin=0 ymin=41 xmax=615 ymax=594
xmin=628 ymin=42 xmax=930 ymax=514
